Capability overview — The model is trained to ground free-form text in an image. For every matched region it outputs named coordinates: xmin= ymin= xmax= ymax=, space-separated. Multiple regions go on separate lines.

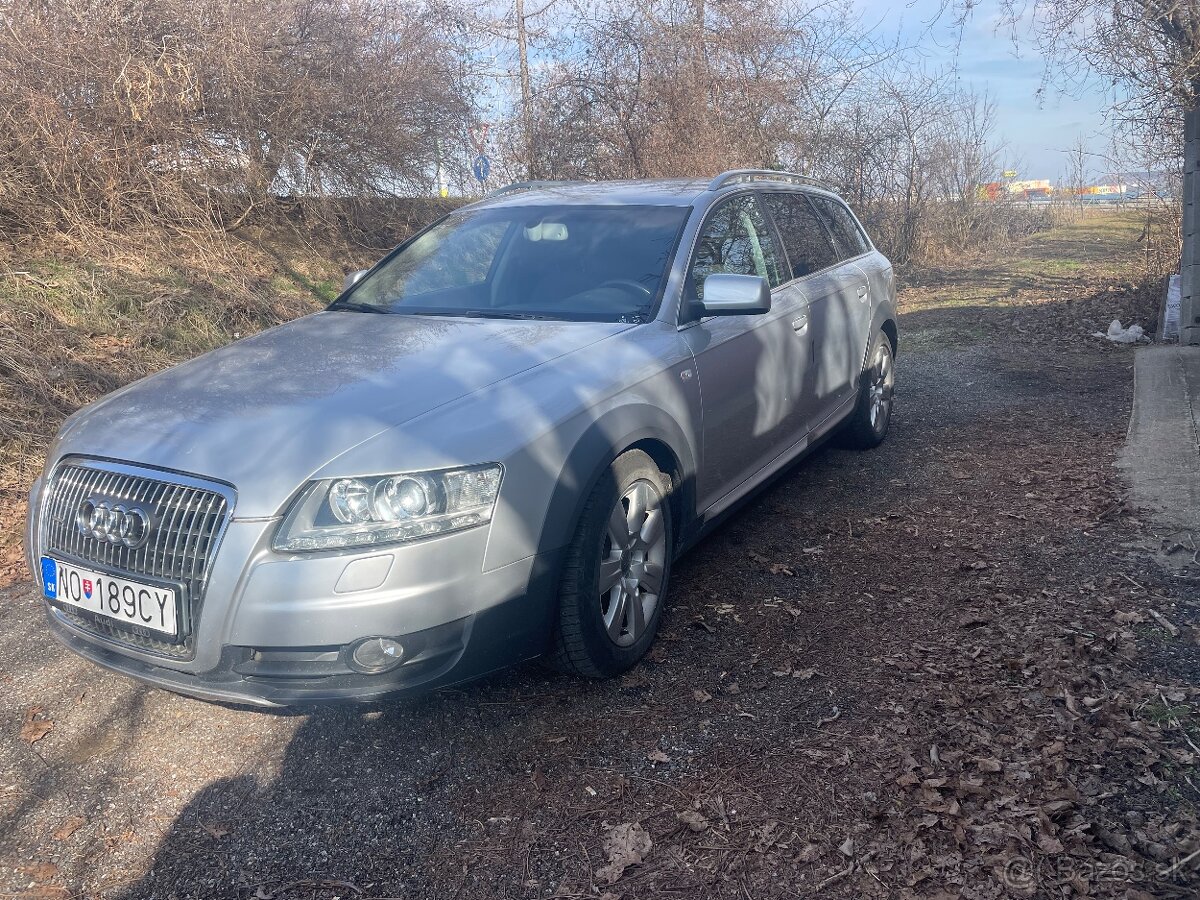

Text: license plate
xmin=40 ymin=556 xmax=179 ymax=636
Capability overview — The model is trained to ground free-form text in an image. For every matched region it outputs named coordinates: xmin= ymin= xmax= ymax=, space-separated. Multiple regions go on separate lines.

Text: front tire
xmin=546 ymin=450 xmax=673 ymax=678
xmin=840 ymin=331 xmax=895 ymax=449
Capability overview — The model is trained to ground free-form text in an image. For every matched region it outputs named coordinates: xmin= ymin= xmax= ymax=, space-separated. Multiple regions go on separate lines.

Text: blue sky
xmin=855 ymin=0 xmax=1114 ymax=181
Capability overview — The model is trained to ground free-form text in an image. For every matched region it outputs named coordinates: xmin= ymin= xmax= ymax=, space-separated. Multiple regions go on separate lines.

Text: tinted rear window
xmin=809 ymin=196 xmax=871 ymax=259
xmin=762 ymin=192 xmax=839 ymax=280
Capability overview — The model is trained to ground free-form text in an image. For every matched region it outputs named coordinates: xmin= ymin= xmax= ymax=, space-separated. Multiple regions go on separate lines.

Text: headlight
xmin=273 ymin=464 xmax=502 ymax=552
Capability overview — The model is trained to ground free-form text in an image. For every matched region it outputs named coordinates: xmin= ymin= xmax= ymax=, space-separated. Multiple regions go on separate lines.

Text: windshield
xmin=330 ymin=204 xmax=688 ymax=322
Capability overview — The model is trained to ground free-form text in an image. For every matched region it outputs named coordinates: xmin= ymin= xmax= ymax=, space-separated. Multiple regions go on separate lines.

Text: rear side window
xmin=690 ymin=194 xmax=785 ymax=298
xmin=809 ymin=196 xmax=871 ymax=259
xmin=761 ymin=192 xmax=839 ymax=280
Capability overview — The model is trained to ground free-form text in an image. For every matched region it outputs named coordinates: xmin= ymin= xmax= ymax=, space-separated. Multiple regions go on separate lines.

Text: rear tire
xmin=546 ymin=450 xmax=673 ymax=678
xmin=840 ymin=330 xmax=895 ymax=449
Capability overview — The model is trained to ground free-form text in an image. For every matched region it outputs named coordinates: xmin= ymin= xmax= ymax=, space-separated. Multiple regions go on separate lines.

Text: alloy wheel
xmin=598 ymin=479 xmax=667 ymax=647
xmin=868 ymin=342 xmax=895 ymax=433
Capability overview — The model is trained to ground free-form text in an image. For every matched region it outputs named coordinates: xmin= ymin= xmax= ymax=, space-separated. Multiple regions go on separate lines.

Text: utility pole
xmin=515 ymin=0 xmax=534 ymax=180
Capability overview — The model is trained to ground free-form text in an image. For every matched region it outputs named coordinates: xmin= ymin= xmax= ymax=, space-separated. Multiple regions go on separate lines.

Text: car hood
xmin=54 ymin=311 xmax=631 ymax=518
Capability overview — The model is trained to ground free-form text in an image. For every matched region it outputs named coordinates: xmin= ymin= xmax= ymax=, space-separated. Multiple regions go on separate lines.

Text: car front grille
xmin=40 ymin=460 xmax=232 ymax=657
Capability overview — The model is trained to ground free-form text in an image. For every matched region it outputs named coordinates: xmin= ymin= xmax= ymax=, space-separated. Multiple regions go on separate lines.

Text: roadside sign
xmin=472 ymin=154 xmax=491 ymax=182
xmin=1002 ymin=170 xmax=1018 ymax=178
xmin=469 ymin=124 xmax=491 ymax=153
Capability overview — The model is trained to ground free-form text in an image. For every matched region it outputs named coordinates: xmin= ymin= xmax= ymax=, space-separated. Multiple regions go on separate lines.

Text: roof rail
xmin=486 ymin=180 xmax=582 ymax=198
xmin=707 ymin=169 xmax=833 ymax=192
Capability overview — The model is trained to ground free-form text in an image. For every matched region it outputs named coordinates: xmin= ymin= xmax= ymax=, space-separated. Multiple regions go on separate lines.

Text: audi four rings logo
xmin=76 ymin=498 xmax=151 ymax=548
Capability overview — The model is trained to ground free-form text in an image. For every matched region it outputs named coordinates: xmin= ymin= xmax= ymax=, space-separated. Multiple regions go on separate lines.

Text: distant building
xmin=1007 ymin=179 xmax=1053 ymax=198
xmin=975 ymin=179 xmax=1053 ymax=200
xmin=973 ymin=171 xmax=1174 ymax=202
xmin=1104 ymin=170 xmax=1174 ymax=199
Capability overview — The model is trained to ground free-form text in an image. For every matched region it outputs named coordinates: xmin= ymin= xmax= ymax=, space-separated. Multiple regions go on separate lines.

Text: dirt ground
xmin=2 ymin=213 xmax=1198 ymax=900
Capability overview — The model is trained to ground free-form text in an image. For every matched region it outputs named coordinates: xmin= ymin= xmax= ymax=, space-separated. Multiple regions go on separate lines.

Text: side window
xmin=690 ymin=195 xmax=785 ymax=299
xmin=762 ymin=192 xmax=839 ymax=280
xmin=809 ymin=196 xmax=871 ymax=259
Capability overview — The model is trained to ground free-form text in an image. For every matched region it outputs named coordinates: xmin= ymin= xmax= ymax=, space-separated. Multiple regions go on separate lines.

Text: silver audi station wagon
xmin=26 ymin=170 xmax=898 ymax=706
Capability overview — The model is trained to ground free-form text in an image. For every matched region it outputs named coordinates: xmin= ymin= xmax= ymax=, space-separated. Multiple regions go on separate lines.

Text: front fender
xmin=482 ymin=400 xmax=698 ymax=573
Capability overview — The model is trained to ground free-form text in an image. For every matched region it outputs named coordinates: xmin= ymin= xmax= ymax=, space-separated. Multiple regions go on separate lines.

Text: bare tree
xmin=0 ymin=0 xmax=477 ymax=237
xmin=0 ymin=0 xmax=1047 ymax=269
xmin=490 ymin=0 xmax=1026 ymax=265
xmin=945 ymin=1 xmax=1195 ymax=284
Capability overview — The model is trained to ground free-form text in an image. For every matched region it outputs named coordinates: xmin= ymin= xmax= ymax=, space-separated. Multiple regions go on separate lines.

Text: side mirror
xmin=693 ymin=273 xmax=772 ymax=317
xmin=343 ymin=269 xmax=369 ymax=292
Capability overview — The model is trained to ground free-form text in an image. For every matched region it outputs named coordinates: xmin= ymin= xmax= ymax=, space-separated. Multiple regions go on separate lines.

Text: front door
xmin=680 ymin=193 xmax=810 ymax=513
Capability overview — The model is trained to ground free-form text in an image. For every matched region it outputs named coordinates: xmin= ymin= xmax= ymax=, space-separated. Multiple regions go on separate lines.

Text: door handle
xmin=792 ymin=314 xmax=808 ymax=333
xmin=856 ymin=284 xmax=869 ymax=300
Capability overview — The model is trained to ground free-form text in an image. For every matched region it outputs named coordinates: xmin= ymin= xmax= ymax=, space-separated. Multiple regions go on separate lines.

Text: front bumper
xmin=30 ymin=471 xmax=562 ymax=706
xmin=45 ymin=593 xmax=552 ymax=706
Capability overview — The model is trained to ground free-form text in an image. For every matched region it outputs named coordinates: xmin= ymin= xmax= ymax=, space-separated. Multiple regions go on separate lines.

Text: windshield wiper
xmin=328 ymin=300 xmax=389 ymax=314
xmin=463 ymin=310 xmax=556 ymax=321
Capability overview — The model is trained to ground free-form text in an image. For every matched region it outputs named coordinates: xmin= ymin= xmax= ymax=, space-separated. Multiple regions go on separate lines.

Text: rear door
xmin=680 ymin=193 xmax=810 ymax=511
xmin=759 ymin=190 xmax=847 ymax=428
xmin=807 ymin=194 xmax=874 ymax=415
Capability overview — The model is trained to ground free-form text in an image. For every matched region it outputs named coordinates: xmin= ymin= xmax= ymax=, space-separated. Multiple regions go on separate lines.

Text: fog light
xmin=349 ymin=637 xmax=404 ymax=674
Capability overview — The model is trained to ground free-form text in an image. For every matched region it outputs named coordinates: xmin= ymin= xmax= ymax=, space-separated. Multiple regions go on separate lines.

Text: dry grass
xmin=899 ymin=209 xmax=1165 ymax=352
xmin=0 ymin=224 xmax=404 ymax=582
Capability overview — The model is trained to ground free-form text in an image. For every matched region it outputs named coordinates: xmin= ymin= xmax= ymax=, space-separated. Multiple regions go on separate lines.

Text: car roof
xmin=475 ymin=179 xmax=711 ymax=208
xmin=470 ymin=172 xmax=846 ymax=211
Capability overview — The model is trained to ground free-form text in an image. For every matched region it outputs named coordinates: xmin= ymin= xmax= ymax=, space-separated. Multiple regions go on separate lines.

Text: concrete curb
xmin=1117 ymin=345 xmax=1200 ymax=532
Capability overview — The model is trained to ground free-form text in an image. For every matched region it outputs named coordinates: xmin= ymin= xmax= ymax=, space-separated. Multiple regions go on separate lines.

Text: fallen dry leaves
xmin=447 ymin=350 xmax=1199 ymax=898
xmin=676 ymin=809 xmax=708 ymax=833
xmin=14 ymin=862 xmax=68 ymax=900
xmin=17 ymin=863 xmax=59 ymax=881
xmin=11 ymin=887 xmax=71 ymax=900
xmin=19 ymin=705 xmax=52 ymax=744
xmin=201 ymin=821 xmax=231 ymax=839
xmin=595 ymin=822 xmax=652 ymax=884
xmin=51 ymin=816 xmax=86 ymax=841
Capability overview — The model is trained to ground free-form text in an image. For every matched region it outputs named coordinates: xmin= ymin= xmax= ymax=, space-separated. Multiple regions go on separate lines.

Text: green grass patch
xmin=1142 ymin=699 xmax=1192 ymax=725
